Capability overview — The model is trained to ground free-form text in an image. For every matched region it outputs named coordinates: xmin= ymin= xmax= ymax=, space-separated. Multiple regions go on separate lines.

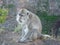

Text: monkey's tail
xmin=37 ymin=34 xmax=53 ymax=40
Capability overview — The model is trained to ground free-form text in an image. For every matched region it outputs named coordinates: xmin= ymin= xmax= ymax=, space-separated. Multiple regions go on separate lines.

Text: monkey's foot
xmin=17 ymin=39 xmax=33 ymax=43
xmin=18 ymin=40 xmax=27 ymax=43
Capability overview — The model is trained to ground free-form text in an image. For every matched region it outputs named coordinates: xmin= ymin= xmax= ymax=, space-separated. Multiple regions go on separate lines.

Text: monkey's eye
xmin=19 ymin=14 xmax=23 ymax=16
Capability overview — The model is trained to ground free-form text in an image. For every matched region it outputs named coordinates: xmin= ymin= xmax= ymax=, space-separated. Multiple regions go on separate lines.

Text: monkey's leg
xmin=31 ymin=29 xmax=38 ymax=40
xmin=32 ymin=29 xmax=43 ymax=39
xmin=28 ymin=29 xmax=41 ymax=41
xmin=19 ymin=29 xmax=34 ymax=43
xmin=18 ymin=25 xmax=31 ymax=42
xmin=19 ymin=28 xmax=25 ymax=40
xmin=18 ymin=28 xmax=40 ymax=42
xmin=23 ymin=30 xmax=34 ymax=42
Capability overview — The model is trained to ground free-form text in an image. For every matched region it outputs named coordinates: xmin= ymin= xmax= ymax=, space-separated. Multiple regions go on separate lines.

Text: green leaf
xmin=0 ymin=9 xmax=8 ymax=23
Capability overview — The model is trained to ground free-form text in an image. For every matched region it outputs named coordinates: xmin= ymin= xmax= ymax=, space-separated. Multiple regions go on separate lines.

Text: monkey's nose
xmin=20 ymin=20 xmax=22 ymax=22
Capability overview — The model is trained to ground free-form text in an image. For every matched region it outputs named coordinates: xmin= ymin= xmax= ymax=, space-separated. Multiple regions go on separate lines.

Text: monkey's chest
xmin=22 ymin=25 xmax=29 ymax=33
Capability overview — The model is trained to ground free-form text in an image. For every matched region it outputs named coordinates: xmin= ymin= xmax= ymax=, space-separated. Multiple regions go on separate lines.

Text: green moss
xmin=0 ymin=9 xmax=8 ymax=23
xmin=36 ymin=11 xmax=60 ymax=34
xmin=36 ymin=11 xmax=48 ymax=17
xmin=7 ymin=4 xmax=15 ymax=8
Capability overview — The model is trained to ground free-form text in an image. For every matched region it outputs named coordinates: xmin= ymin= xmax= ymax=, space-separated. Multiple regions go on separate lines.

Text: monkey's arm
xmin=19 ymin=25 xmax=29 ymax=42
xmin=16 ymin=14 xmax=22 ymax=24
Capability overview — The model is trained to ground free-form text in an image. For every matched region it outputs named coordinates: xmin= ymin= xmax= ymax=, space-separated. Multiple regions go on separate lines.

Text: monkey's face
xmin=18 ymin=9 xmax=30 ymax=24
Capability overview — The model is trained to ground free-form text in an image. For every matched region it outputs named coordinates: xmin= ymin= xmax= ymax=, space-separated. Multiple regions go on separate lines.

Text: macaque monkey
xmin=16 ymin=8 xmax=42 ymax=42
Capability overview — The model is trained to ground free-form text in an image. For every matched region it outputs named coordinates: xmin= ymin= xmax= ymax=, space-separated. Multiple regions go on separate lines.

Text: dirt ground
xmin=0 ymin=31 xmax=60 ymax=45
